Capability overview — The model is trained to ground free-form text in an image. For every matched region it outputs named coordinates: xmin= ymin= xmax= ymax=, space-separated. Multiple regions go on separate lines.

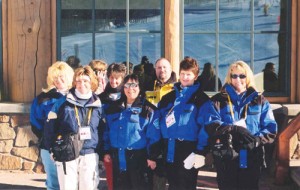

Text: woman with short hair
xmin=53 ymin=66 xmax=105 ymax=190
xmin=103 ymin=74 xmax=160 ymax=190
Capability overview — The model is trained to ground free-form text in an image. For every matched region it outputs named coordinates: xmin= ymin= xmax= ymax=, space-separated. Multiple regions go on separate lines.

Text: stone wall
xmin=0 ymin=114 xmax=43 ymax=173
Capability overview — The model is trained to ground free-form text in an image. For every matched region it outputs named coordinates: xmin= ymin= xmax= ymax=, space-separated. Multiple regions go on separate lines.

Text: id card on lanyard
xmin=166 ymin=105 xmax=176 ymax=128
xmin=75 ymin=105 xmax=93 ymax=140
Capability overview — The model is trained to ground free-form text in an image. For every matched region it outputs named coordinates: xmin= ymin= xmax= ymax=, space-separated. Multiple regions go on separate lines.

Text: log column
xmin=164 ymin=0 xmax=180 ymax=79
xmin=3 ymin=0 xmax=53 ymax=102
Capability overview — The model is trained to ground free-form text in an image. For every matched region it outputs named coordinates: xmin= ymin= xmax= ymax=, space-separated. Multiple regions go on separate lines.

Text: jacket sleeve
xmin=102 ymin=112 xmax=111 ymax=154
xmin=94 ymin=108 xmax=106 ymax=158
xmin=30 ymin=98 xmax=43 ymax=139
xmin=196 ymin=100 xmax=222 ymax=154
xmin=146 ymin=109 xmax=161 ymax=160
xmin=257 ymin=98 xmax=278 ymax=144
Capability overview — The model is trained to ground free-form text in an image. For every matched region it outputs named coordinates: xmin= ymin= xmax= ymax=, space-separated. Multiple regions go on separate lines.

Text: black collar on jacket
xmin=37 ymin=88 xmax=63 ymax=104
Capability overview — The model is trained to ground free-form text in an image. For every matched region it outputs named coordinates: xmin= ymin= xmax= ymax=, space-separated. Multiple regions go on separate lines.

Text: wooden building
xmin=0 ymin=0 xmax=300 ymax=184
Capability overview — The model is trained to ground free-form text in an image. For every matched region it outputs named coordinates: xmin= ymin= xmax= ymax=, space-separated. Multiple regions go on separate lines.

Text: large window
xmin=183 ymin=0 xmax=290 ymax=95
xmin=58 ymin=0 xmax=162 ymax=67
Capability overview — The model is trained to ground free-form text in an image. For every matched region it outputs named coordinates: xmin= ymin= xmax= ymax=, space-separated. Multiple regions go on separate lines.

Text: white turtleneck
xmin=75 ymin=89 xmax=93 ymax=100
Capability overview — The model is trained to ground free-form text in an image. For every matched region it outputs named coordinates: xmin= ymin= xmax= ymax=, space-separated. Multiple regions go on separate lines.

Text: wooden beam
xmin=164 ymin=0 xmax=180 ymax=78
xmin=6 ymin=0 xmax=52 ymax=102
xmin=2 ymin=0 xmax=8 ymax=101
xmin=290 ymin=0 xmax=297 ymax=103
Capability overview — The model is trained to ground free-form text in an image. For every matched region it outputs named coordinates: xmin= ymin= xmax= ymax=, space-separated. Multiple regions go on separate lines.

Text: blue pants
xmin=41 ymin=149 xmax=60 ymax=190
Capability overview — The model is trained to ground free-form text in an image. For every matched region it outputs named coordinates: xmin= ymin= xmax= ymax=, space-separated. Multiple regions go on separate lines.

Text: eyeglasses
xmin=124 ymin=83 xmax=139 ymax=88
xmin=231 ymin=74 xmax=246 ymax=79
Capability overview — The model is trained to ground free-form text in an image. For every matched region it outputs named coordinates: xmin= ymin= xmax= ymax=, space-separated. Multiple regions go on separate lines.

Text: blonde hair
xmin=72 ymin=66 xmax=99 ymax=92
xmin=42 ymin=61 xmax=74 ymax=93
xmin=224 ymin=60 xmax=256 ymax=89
xmin=89 ymin=60 xmax=108 ymax=71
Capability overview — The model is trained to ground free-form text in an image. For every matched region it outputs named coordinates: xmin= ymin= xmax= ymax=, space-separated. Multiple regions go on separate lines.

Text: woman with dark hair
xmin=99 ymin=63 xmax=127 ymax=104
xmin=103 ymin=74 xmax=161 ymax=190
xmin=197 ymin=62 xmax=222 ymax=91
xmin=158 ymin=57 xmax=221 ymax=190
xmin=98 ymin=62 xmax=127 ymax=190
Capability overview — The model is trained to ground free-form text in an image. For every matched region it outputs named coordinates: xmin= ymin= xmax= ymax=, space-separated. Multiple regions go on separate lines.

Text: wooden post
xmin=164 ymin=0 xmax=180 ymax=79
xmin=4 ymin=0 xmax=53 ymax=102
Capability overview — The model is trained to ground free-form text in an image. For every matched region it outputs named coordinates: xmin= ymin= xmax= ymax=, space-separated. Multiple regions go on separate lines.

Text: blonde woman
xmin=210 ymin=60 xmax=277 ymax=190
xmin=30 ymin=61 xmax=74 ymax=190
xmin=53 ymin=66 xmax=104 ymax=190
xmin=89 ymin=59 xmax=108 ymax=95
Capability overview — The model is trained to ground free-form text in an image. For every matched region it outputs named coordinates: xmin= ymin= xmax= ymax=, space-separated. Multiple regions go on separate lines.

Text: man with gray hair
xmin=146 ymin=58 xmax=177 ymax=190
xmin=145 ymin=58 xmax=177 ymax=106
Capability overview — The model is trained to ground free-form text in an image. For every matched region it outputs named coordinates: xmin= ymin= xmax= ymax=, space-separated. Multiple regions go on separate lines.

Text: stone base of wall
xmin=0 ymin=114 xmax=44 ymax=173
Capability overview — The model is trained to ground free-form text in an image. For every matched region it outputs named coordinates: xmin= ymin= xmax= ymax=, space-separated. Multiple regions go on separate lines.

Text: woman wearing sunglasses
xmin=103 ymin=74 xmax=161 ymax=190
xmin=210 ymin=60 xmax=277 ymax=190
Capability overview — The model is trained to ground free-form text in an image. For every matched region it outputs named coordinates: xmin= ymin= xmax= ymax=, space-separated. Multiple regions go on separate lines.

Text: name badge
xmin=234 ymin=118 xmax=247 ymax=128
xmin=79 ymin=126 xmax=91 ymax=140
xmin=166 ymin=111 xmax=176 ymax=128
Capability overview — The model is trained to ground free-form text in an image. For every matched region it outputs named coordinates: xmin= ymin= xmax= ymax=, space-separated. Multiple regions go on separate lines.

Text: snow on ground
xmin=61 ymin=1 xmax=281 ymax=82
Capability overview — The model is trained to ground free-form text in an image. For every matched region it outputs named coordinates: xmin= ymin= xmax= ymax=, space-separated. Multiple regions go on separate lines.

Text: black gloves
xmin=216 ymin=125 xmax=261 ymax=150
xmin=232 ymin=125 xmax=261 ymax=150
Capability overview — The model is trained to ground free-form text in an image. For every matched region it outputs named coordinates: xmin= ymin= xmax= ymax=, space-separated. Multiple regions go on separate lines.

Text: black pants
xmin=164 ymin=140 xmax=198 ymax=190
xmin=111 ymin=148 xmax=153 ymax=190
xmin=214 ymin=148 xmax=263 ymax=190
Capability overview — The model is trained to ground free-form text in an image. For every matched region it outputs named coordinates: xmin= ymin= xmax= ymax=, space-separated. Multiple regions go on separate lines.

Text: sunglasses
xmin=124 ymin=83 xmax=139 ymax=88
xmin=231 ymin=74 xmax=246 ymax=79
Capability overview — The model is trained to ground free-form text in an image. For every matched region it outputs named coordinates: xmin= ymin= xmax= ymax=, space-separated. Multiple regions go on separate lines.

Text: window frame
xmin=56 ymin=0 xmax=164 ymax=72
xmin=180 ymin=0 xmax=292 ymax=102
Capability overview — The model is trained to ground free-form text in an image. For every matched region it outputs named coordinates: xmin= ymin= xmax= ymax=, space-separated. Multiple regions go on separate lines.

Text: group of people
xmin=30 ymin=57 xmax=277 ymax=190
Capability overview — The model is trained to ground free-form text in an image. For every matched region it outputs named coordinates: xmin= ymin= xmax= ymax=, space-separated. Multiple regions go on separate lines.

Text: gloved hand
xmin=232 ymin=125 xmax=261 ymax=150
xmin=232 ymin=125 xmax=252 ymax=135
xmin=241 ymin=135 xmax=261 ymax=150
xmin=194 ymin=154 xmax=205 ymax=169
xmin=216 ymin=125 xmax=234 ymax=135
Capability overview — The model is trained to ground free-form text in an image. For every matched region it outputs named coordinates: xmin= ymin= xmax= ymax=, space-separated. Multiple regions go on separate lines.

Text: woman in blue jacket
xmin=158 ymin=57 xmax=221 ymax=190
xmin=210 ymin=60 xmax=277 ymax=190
xmin=53 ymin=66 xmax=105 ymax=190
xmin=98 ymin=62 xmax=127 ymax=190
xmin=30 ymin=61 xmax=74 ymax=190
xmin=103 ymin=74 xmax=161 ymax=190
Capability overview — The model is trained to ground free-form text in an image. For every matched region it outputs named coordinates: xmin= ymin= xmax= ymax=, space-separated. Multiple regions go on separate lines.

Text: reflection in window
xmin=183 ymin=0 xmax=289 ymax=94
xmin=58 ymin=0 xmax=162 ymax=67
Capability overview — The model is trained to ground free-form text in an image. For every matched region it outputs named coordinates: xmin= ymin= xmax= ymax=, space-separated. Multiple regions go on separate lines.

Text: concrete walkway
xmin=0 ymin=167 xmax=297 ymax=190
xmin=0 ymin=171 xmax=46 ymax=190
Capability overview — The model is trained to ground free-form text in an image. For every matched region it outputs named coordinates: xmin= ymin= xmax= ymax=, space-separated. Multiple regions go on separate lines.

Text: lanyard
xmin=227 ymin=95 xmax=248 ymax=122
xmin=154 ymin=80 xmax=158 ymax=91
xmin=74 ymin=105 xmax=92 ymax=127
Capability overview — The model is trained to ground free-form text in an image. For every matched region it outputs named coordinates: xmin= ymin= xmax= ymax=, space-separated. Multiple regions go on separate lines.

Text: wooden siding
xmin=3 ymin=0 xmax=53 ymax=102
xmin=1 ymin=0 xmax=300 ymax=103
